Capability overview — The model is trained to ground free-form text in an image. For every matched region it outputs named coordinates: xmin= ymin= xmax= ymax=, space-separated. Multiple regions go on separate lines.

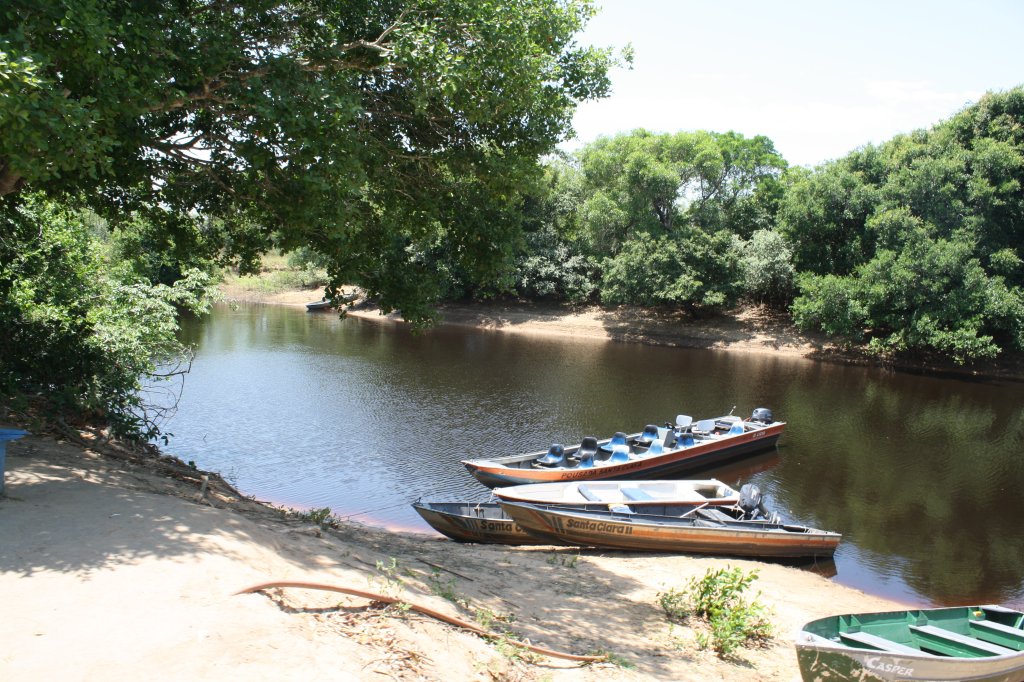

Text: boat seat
xmin=575 ymin=484 xmax=602 ymax=501
xmin=619 ymin=487 xmax=655 ymax=501
xmin=910 ymin=624 xmax=1016 ymax=657
xmin=576 ymin=437 xmax=598 ymax=469
xmin=640 ymin=439 xmax=664 ymax=458
xmin=693 ymin=419 xmax=717 ymax=436
xmin=839 ymin=631 xmax=932 ymax=656
xmin=969 ymin=620 xmax=1024 ymax=650
xmin=599 ymin=431 xmax=628 ymax=455
xmin=636 ymin=424 xmax=660 ymax=446
xmin=535 ymin=443 xmax=566 ymax=467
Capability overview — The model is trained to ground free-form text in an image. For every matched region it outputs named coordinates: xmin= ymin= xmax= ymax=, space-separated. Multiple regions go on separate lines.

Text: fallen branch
xmin=235 ymin=580 xmax=605 ymax=663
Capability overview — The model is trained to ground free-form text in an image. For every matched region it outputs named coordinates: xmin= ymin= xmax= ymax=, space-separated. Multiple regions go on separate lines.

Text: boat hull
xmin=795 ymin=606 xmax=1024 ymax=682
xmin=499 ymin=501 xmax=839 ymax=558
xmin=411 ymin=502 xmax=559 ymax=545
xmin=464 ymin=424 xmax=784 ymax=488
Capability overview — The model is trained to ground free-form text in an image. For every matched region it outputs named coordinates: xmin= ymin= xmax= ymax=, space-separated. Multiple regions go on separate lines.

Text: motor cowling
xmin=738 ymin=484 xmax=768 ymax=519
xmin=750 ymin=407 xmax=773 ymax=424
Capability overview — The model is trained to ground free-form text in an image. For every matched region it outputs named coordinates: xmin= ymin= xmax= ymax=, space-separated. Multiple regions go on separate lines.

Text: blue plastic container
xmin=0 ymin=429 xmax=28 ymax=496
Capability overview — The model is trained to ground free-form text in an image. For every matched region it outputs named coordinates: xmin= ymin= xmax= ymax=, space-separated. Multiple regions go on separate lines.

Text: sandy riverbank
xmin=1 ymin=284 xmax=916 ymax=680
xmin=233 ymin=283 xmax=1024 ymax=381
xmin=224 ymin=284 xmax=831 ymax=360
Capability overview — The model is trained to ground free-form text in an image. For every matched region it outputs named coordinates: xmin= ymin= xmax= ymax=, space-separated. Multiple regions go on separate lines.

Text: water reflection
xmin=162 ymin=303 xmax=1024 ymax=607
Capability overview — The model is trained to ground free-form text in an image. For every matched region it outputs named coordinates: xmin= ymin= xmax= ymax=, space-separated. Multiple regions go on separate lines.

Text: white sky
xmin=565 ymin=0 xmax=1024 ymax=167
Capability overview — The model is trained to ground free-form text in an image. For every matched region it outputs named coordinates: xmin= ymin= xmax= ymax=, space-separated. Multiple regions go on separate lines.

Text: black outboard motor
xmin=750 ymin=407 xmax=774 ymax=425
xmin=738 ymin=484 xmax=768 ymax=520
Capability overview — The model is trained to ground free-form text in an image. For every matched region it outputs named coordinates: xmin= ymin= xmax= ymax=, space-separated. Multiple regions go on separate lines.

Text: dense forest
xmin=504 ymin=88 xmax=1024 ymax=365
xmin=2 ymin=1 xmax=1022 ymax=439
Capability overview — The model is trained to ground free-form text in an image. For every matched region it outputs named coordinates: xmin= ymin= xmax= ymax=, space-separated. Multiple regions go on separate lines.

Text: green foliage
xmin=784 ymin=86 xmax=1024 ymax=362
xmin=545 ymin=551 xmax=580 ymax=568
xmin=574 ymin=129 xmax=787 ymax=255
xmin=372 ymin=557 xmax=407 ymax=598
xmin=0 ymin=194 xmax=214 ymax=439
xmin=294 ymin=506 xmax=337 ymax=528
xmin=657 ymin=566 xmax=772 ymax=657
xmin=107 ymin=212 xmax=221 ymax=287
xmin=1 ymin=0 xmax=619 ymax=323
xmin=427 ymin=570 xmax=470 ymax=608
xmin=737 ymin=228 xmax=795 ymax=306
xmin=777 ymin=159 xmax=880 ymax=276
xmin=791 ymin=274 xmax=868 ymax=342
xmin=514 ymin=230 xmax=599 ymax=302
xmin=599 ymin=229 xmax=740 ymax=309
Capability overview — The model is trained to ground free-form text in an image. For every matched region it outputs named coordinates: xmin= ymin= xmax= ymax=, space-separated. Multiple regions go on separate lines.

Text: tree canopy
xmin=783 ymin=87 xmax=1024 ymax=362
xmin=1 ymin=0 xmax=617 ymax=319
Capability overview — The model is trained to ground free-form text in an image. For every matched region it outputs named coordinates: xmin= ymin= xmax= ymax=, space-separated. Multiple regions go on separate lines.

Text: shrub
xmin=737 ymin=229 xmax=795 ymax=306
xmin=0 ymin=194 xmax=214 ymax=439
xmin=657 ymin=566 xmax=772 ymax=657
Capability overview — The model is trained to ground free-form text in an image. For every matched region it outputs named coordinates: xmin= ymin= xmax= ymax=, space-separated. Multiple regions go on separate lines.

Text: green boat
xmin=795 ymin=605 xmax=1024 ymax=681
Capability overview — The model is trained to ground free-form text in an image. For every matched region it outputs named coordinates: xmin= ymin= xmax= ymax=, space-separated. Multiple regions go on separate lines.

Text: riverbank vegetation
xmin=2 ymin=1 xmax=1022 ymax=440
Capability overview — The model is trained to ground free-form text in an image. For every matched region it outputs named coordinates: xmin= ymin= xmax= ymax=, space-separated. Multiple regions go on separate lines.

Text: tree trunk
xmin=0 ymin=163 xmax=26 ymax=197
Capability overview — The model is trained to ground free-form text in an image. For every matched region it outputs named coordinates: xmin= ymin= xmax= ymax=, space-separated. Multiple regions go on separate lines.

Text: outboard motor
xmin=738 ymin=484 xmax=769 ymax=520
xmin=750 ymin=407 xmax=774 ymax=425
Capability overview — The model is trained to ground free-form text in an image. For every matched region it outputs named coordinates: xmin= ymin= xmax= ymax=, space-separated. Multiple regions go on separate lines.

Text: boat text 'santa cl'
xmin=411 ymin=501 xmax=562 ymax=545
xmin=462 ymin=408 xmax=784 ymax=488
xmin=498 ymin=490 xmax=839 ymax=558
xmin=794 ymin=605 xmax=1024 ymax=681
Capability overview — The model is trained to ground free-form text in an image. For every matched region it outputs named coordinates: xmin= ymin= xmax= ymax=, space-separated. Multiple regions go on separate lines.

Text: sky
xmin=565 ymin=0 xmax=1024 ymax=167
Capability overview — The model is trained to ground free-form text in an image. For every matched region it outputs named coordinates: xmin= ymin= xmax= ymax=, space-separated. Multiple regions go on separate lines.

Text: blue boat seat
xmin=576 ymin=437 xmax=598 ymax=469
xmin=608 ymin=442 xmax=630 ymax=464
xmin=644 ymin=439 xmax=664 ymax=457
xmin=620 ymin=487 xmax=655 ymax=501
xmin=535 ymin=443 xmax=566 ymax=467
xmin=636 ymin=424 xmax=660 ymax=446
xmin=600 ymin=431 xmax=628 ymax=452
xmin=728 ymin=421 xmax=745 ymax=435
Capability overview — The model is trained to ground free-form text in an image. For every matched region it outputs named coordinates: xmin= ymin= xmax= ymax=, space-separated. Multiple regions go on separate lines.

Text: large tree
xmin=1 ymin=0 xmax=616 ymax=320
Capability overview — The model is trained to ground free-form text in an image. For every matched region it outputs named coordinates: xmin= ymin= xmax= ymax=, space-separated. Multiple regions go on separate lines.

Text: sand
xmin=1 ymin=285 xmax=912 ymax=681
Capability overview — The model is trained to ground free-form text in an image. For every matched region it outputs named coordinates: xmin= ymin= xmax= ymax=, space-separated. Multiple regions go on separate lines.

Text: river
xmin=158 ymin=302 xmax=1024 ymax=608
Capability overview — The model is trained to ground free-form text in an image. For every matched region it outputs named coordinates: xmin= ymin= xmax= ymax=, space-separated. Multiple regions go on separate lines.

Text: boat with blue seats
xmin=462 ymin=408 xmax=784 ymax=488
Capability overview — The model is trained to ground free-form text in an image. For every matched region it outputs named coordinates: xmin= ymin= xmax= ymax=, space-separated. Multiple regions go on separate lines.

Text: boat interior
xmin=525 ymin=414 xmax=754 ymax=471
xmin=820 ymin=607 xmax=1024 ymax=658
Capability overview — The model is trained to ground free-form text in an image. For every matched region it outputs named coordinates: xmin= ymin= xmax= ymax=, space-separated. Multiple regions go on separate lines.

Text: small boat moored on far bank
xmin=493 ymin=478 xmax=742 ymax=507
xmin=794 ymin=605 xmax=1024 ymax=681
xmin=463 ymin=408 xmax=785 ymax=488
